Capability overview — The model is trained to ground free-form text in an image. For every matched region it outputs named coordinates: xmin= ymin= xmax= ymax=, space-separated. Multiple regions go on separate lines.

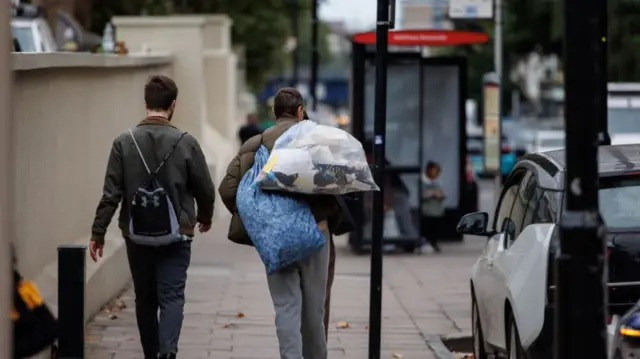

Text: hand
xmin=198 ymin=222 xmax=211 ymax=233
xmin=89 ymin=240 xmax=103 ymax=263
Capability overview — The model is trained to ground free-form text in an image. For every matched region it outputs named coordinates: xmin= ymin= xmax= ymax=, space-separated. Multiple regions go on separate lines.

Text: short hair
xmin=273 ymin=87 xmax=303 ymax=118
xmin=426 ymin=161 xmax=441 ymax=171
xmin=144 ymin=75 xmax=178 ymax=111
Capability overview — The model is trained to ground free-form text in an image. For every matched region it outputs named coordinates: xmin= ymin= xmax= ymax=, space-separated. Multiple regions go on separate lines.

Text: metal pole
xmin=291 ymin=0 xmax=300 ymax=87
xmin=368 ymin=0 xmax=389 ymax=357
xmin=598 ymin=0 xmax=610 ymax=146
xmin=554 ymin=0 xmax=607 ymax=357
xmin=310 ymin=0 xmax=319 ymax=111
xmin=0 ymin=2 xmax=13 ymax=357
xmin=58 ymin=245 xmax=87 ymax=359
xmin=493 ymin=0 xmax=503 ymax=197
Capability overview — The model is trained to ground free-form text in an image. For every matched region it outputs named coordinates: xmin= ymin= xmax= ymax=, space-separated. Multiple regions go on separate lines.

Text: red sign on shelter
xmin=352 ymin=29 xmax=489 ymax=46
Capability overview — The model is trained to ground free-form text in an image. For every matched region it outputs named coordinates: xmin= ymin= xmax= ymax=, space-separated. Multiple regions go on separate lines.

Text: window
xmin=494 ymin=171 xmax=525 ymax=231
xmin=599 ymin=176 xmax=640 ymax=228
xmin=532 ymin=189 xmax=555 ymax=224
xmin=11 ymin=25 xmax=36 ymax=52
xmin=509 ymin=172 xmax=536 ymax=240
xmin=521 ymin=184 xmax=543 ymax=229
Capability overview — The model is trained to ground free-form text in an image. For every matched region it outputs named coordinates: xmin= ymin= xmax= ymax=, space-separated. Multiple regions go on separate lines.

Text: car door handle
xmin=487 ymin=261 xmax=494 ymax=269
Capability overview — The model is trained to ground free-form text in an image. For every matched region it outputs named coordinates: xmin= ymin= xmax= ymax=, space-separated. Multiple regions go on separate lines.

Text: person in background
xmin=238 ymin=112 xmax=263 ymax=144
xmin=363 ymin=146 xmax=425 ymax=252
xmin=421 ymin=161 xmax=445 ymax=252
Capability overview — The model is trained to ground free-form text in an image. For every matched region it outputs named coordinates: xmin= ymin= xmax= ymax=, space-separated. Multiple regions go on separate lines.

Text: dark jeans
xmin=421 ymin=216 xmax=441 ymax=246
xmin=125 ymin=239 xmax=191 ymax=359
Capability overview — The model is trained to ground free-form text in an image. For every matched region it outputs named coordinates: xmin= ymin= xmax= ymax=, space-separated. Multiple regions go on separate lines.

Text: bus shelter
xmin=348 ymin=29 xmax=489 ymax=253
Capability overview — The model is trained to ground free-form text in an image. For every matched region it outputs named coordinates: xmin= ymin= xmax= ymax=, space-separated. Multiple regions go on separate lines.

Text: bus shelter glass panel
xmin=362 ymin=60 xmax=421 ymax=241
xmin=421 ymin=65 xmax=461 ymax=208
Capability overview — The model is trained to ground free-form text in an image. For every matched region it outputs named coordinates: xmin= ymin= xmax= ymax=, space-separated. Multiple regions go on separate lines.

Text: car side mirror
xmin=457 ymin=212 xmax=493 ymax=236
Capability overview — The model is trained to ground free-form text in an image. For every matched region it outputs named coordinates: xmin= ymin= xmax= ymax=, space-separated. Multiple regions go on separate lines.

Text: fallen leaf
xmin=114 ymin=299 xmax=127 ymax=310
xmin=86 ymin=335 xmax=99 ymax=342
xmin=222 ymin=323 xmax=236 ymax=329
xmin=336 ymin=321 xmax=350 ymax=329
xmin=108 ymin=314 xmax=118 ymax=320
xmin=236 ymin=312 xmax=245 ymax=319
xmin=392 ymin=353 xmax=403 ymax=359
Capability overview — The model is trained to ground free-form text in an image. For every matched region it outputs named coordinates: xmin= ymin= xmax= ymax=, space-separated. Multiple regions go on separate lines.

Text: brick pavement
xmin=86 ymin=230 xmax=483 ymax=359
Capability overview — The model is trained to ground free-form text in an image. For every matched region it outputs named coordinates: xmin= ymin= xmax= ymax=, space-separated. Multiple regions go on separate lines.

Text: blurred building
xmin=399 ymin=0 xmax=452 ymax=56
xmin=325 ymin=20 xmax=351 ymax=58
xmin=399 ymin=0 xmax=452 ymax=30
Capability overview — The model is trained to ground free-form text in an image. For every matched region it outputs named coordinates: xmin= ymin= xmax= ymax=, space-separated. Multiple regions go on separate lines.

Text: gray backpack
xmin=128 ymin=129 xmax=186 ymax=246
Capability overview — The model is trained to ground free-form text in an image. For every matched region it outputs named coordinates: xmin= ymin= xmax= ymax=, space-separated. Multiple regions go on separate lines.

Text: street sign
xmin=449 ymin=0 xmax=493 ymax=19
xmin=352 ymin=30 xmax=489 ymax=46
xmin=483 ymin=82 xmax=500 ymax=172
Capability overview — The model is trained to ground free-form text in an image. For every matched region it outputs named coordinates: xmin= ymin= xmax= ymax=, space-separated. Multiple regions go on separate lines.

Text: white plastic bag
xmin=257 ymin=120 xmax=379 ymax=194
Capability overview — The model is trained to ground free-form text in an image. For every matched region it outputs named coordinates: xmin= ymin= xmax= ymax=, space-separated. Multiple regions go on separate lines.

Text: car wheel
xmin=506 ymin=311 xmax=526 ymax=359
xmin=472 ymin=296 xmax=488 ymax=359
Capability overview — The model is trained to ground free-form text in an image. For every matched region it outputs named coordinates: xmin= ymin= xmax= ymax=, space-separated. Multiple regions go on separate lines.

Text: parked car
xmin=466 ymin=130 xmax=517 ymax=179
xmin=11 ymin=17 xmax=57 ymax=53
xmin=458 ymin=144 xmax=640 ymax=359
xmin=526 ymin=130 xmax=565 ymax=154
xmin=612 ymin=300 xmax=640 ymax=359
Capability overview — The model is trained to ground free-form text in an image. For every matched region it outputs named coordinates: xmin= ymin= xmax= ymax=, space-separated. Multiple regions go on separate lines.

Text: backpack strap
xmin=128 ymin=130 xmax=187 ymax=175
xmin=153 ymin=132 xmax=187 ymax=175
xmin=128 ymin=129 xmax=151 ymax=175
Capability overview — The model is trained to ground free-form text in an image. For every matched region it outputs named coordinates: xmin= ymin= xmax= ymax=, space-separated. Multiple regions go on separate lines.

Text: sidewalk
xmin=86 ymin=228 xmax=482 ymax=359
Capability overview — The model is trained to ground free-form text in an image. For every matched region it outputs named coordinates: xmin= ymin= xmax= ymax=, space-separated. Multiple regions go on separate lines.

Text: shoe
xmin=431 ymin=242 xmax=441 ymax=253
xmin=159 ymin=353 xmax=176 ymax=359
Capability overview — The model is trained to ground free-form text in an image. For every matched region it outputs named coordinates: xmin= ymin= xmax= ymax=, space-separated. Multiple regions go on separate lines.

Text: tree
xmin=438 ymin=0 xmax=640 ymax=114
xmin=609 ymin=0 xmax=640 ymax=81
xmin=87 ymin=0 xmax=329 ymax=90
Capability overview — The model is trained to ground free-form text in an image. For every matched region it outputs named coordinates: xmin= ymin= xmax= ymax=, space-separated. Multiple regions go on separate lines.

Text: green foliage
xmin=609 ymin=0 xmax=640 ymax=81
xmin=438 ymin=0 xmax=640 ymax=113
xmin=90 ymin=0 xmax=331 ymax=90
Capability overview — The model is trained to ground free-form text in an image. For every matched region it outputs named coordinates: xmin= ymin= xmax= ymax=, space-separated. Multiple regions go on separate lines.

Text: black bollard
xmin=57 ymin=245 xmax=87 ymax=359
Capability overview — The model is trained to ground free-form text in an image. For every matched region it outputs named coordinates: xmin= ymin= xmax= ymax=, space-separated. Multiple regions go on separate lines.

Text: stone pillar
xmin=113 ymin=16 xmax=218 ymax=138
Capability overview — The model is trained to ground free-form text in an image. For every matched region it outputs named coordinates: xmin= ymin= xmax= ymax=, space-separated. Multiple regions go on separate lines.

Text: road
xmin=86 ymin=181 xmax=497 ymax=359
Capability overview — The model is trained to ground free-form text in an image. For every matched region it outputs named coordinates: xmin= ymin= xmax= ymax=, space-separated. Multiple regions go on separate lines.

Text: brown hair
xmin=144 ymin=75 xmax=178 ymax=111
xmin=273 ymin=87 xmax=303 ymax=118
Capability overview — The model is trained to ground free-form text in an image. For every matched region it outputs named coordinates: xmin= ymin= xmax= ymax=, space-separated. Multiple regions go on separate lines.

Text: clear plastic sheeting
xmin=257 ymin=120 xmax=379 ymax=194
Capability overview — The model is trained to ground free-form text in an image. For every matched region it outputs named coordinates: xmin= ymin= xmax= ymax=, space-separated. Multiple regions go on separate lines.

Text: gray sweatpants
xmin=267 ymin=229 xmax=330 ymax=359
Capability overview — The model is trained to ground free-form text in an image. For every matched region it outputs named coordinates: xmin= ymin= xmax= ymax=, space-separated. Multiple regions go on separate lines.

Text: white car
xmin=11 ymin=17 xmax=57 ymax=53
xmin=526 ymin=130 xmax=565 ymax=153
xmin=458 ymin=144 xmax=640 ymax=359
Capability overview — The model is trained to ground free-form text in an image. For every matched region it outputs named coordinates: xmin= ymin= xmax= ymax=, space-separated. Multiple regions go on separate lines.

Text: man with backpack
xmin=218 ymin=87 xmax=341 ymax=359
xmin=89 ymin=75 xmax=215 ymax=359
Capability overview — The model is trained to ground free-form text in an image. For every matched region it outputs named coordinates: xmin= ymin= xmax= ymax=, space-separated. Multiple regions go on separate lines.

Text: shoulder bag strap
xmin=128 ymin=129 xmax=151 ymax=175
xmin=152 ymin=132 xmax=187 ymax=175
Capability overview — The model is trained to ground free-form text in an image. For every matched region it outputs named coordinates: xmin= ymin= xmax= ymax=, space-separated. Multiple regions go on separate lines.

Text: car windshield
xmin=11 ymin=25 xmax=36 ymax=52
xmin=600 ymin=176 xmax=640 ymax=228
xmin=608 ymin=108 xmax=640 ymax=133
xmin=540 ymin=138 xmax=564 ymax=148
